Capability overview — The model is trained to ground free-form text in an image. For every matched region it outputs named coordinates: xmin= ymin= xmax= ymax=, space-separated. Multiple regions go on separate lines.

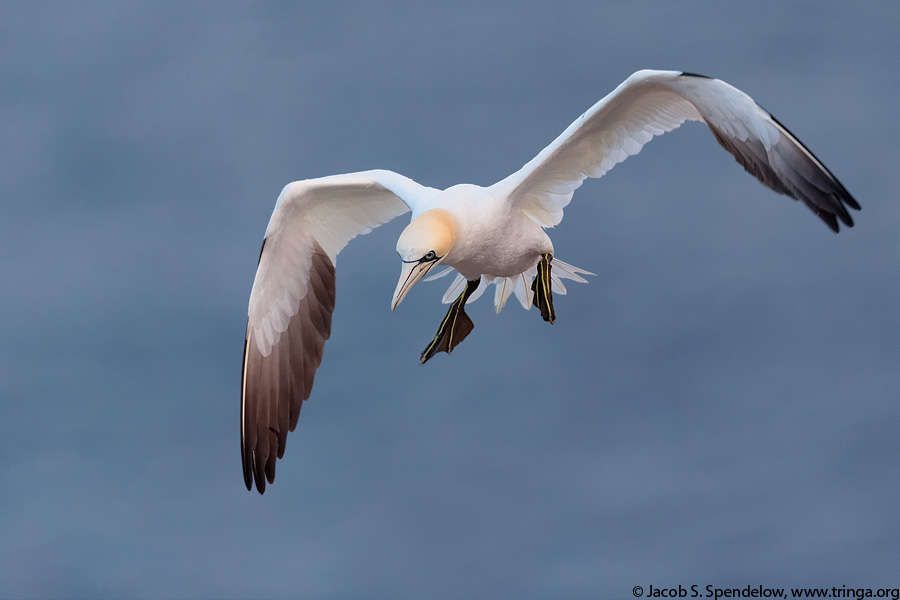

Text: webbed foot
xmin=531 ymin=252 xmax=555 ymax=324
xmin=420 ymin=278 xmax=480 ymax=364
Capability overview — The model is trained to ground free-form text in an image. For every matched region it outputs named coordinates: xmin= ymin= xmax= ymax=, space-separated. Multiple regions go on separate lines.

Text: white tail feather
xmin=551 ymin=258 xmax=595 ymax=282
xmin=424 ymin=267 xmax=454 ymax=282
xmin=467 ymin=278 xmax=488 ymax=304
xmin=433 ymin=258 xmax=593 ymax=311
xmin=513 ymin=269 xmax=536 ymax=310
xmin=552 ymin=277 xmax=567 ymax=295
xmin=494 ymin=277 xmax=514 ymax=313
xmin=441 ymin=274 xmax=467 ymax=303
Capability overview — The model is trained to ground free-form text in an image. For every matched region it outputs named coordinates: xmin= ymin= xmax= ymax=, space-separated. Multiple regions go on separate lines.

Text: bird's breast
xmin=447 ymin=211 xmax=552 ymax=280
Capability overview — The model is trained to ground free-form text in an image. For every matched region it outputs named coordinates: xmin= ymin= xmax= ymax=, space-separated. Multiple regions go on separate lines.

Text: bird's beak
xmin=391 ymin=260 xmax=436 ymax=312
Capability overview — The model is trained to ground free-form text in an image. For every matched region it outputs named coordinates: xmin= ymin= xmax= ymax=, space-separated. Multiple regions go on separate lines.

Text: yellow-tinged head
xmin=391 ymin=209 xmax=458 ymax=311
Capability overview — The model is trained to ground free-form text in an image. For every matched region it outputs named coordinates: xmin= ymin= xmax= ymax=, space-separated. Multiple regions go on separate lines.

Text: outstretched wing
xmin=492 ymin=69 xmax=859 ymax=232
xmin=242 ymin=169 xmax=436 ymax=493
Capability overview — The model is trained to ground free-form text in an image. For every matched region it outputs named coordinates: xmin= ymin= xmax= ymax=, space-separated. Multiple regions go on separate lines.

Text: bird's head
xmin=391 ymin=209 xmax=457 ymax=311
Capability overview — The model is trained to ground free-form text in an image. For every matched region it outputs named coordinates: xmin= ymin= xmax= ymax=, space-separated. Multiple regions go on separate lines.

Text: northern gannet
xmin=241 ymin=69 xmax=859 ymax=493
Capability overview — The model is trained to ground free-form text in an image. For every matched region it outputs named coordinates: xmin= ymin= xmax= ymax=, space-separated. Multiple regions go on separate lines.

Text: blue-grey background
xmin=2 ymin=2 xmax=898 ymax=598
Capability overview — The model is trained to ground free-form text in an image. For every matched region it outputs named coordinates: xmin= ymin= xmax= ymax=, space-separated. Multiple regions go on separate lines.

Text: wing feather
xmin=492 ymin=69 xmax=859 ymax=231
xmin=241 ymin=170 xmax=435 ymax=493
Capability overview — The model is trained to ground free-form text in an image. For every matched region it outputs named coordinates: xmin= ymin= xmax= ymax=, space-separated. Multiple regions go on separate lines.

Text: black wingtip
xmin=253 ymin=450 xmax=267 ymax=494
xmin=680 ymin=71 xmax=712 ymax=79
xmin=243 ymin=466 xmax=252 ymax=492
xmin=767 ymin=113 xmax=862 ymax=230
xmin=242 ymin=450 xmax=267 ymax=493
xmin=241 ymin=435 xmax=253 ymax=490
xmin=241 ymin=331 xmax=254 ymax=492
xmin=837 ymin=205 xmax=855 ymax=229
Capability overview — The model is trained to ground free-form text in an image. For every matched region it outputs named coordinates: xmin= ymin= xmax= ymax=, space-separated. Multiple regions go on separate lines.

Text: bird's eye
xmin=424 ymin=250 xmax=437 ymax=260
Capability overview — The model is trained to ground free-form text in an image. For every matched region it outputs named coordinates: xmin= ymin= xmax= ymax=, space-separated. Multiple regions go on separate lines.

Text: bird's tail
xmin=424 ymin=258 xmax=594 ymax=313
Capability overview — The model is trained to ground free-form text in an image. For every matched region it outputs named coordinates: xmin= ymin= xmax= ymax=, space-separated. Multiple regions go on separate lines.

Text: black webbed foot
xmin=420 ymin=278 xmax=480 ymax=364
xmin=531 ymin=252 xmax=555 ymax=324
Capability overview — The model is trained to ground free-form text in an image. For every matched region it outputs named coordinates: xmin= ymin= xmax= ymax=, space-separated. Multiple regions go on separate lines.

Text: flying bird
xmin=241 ymin=69 xmax=859 ymax=493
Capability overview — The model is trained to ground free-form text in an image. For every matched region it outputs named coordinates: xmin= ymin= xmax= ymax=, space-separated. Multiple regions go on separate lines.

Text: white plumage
xmin=241 ymin=69 xmax=859 ymax=493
